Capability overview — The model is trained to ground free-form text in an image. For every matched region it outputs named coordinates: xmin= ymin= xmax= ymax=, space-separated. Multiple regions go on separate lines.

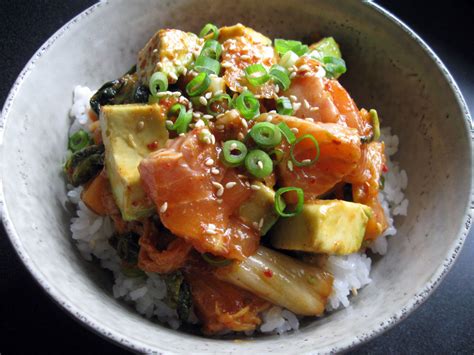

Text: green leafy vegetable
xmin=274 ymin=39 xmax=309 ymax=56
xmin=322 ymin=56 xmax=346 ymax=79
xmin=64 ymin=144 xmax=104 ymax=186
xmin=108 ymin=231 xmax=141 ymax=264
xmin=164 ymin=271 xmax=192 ymax=321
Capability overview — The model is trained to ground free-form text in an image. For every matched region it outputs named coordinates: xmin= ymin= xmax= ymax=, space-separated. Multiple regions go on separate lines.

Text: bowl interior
xmin=1 ymin=0 xmax=472 ymax=353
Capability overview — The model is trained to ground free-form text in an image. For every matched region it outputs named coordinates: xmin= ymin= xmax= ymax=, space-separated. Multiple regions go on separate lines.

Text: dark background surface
xmin=0 ymin=1 xmax=473 ymax=354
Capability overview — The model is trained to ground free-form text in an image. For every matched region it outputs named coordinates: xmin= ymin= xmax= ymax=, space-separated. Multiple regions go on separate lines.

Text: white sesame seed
xmin=230 ymin=142 xmax=238 ymax=150
xmin=127 ymin=134 xmax=137 ymax=148
xmin=266 ymin=115 xmax=273 ymax=122
xmin=211 ymin=167 xmax=220 ymax=175
xmin=245 ymin=181 xmax=251 ymax=187
xmin=182 ymin=68 xmax=188 ymax=76
xmin=216 ymin=124 xmax=224 ymax=130
xmin=302 ymin=159 xmax=311 ymax=164
xmin=315 ymin=65 xmax=326 ymax=78
xmin=237 ymin=132 xmax=245 ymax=140
xmin=289 ymin=95 xmax=298 ymax=102
xmin=299 ymin=64 xmax=311 ymax=72
xmin=210 ymin=134 xmax=216 ymax=145
xmin=241 ymin=118 xmax=248 ymax=129
xmin=152 ymin=48 xmax=158 ymax=54
xmin=216 ymin=113 xmax=225 ymax=120
xmin=195 ymin=119 xmax=206 ymax=128
xmin=241 ymin=54 xmax=251 ymax=60
xmin=216 ymin=199 xmax=223 ymax=204
xmin=250 ymin=184 xmax=261 ymax=190
xmin=212 ymin=181 xmax=225 ymax=197
xmin=172 ymin=91 xmax=181 ymax=97
xmin=205 ymin=228 xmax=217 ymax=235
xmin=165 ymin=120 xmax=174 ymax=126
xmin=205 ymin=92 xmax=212 ymax=99
xmin=237 ymin=174 xmax=247 ymax=179
xmin=205 ymin=158 xmax=214 ymax=166
xmin=203 ymin=114 xmax=213 ymax=120
xmin=159 ymin=202 xmax=168 ymax=213
xmin=293 ymin=102 xmax=302 ymax=111
xmin=199 ymin=96 xmax=208 ymax=105
xmin=257 ymin=160 xmax=264 ymax=169
xmin=221 ymin=62 xmax=232 ymax=68
xmin=193 ymin=111 xmax=201 ymax=118
xmin=287 ymin=160 xmax=294 ymax=172
xmin=169 ymin=72 xmax=178 ymax=81
xmin=304 ymin=72 xmax=313 ymax=77
xmin=268 ymin=110 xmax=277 ymax=114
xmin=259 ymin=217 xmax=264 ymax=229
xmin=310 ymin=106 xmax=320 ymax=112
xmin=225 ymin=182 xmax=237 ymax=189
xmin=291 ymin=65 xmax=298 ymax=72
xmin=303 ymin=99 xmax=310 ymax=109
xmin=290 ymin=127 xmax=299 ymax=133
xmin=305 ymin=117 xmax=314 ymax=122
xmin=179 ymin=133 xmax=185 ymax=137
xmin=274 ymin=85 xmax=280 ymax=93
xmin=136 ymin=121 xmax=145 ymax=131
xmin=290 ymin=72 xmax=297 ymax=79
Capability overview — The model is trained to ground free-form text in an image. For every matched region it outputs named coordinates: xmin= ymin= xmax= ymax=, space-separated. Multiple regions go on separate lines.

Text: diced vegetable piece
xmin=214 ymin=246 xmax=333 ymax=316
xmin=81 ymin=170 xmax=111 ymax=215
xmin=164 ymin=271 xmax=193 ymax=322
xmin=238 ymin=182 xmax=279 ymax=235
xmin=64 ymin=144 xmax=104 ymax=187
xmin=218 ymin=23 xmax=272 ymax=45
xmin=270 ymin=200 xmax=372 ymax=255
xmin=100 ymin=104 xmax=169 ymax=220
xmin=109 ymin=231 xmax=141 ymax=264
xmin=137 ymin=29 xmax=204 ymax=84
xmin=310 ymin=37 xmax=342 ymax=59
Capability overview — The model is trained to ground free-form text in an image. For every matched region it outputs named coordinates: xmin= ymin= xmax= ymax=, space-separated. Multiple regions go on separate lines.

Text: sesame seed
xmin=195 ymin=119 xmax=205 ymax=128
xmin=172 ymin=91 xmax=181 ymax=97
xmin=159 ymin=202 xmax=168 ymax=213
xmin=241 ymin=118 xmax=248 ymax=129
xmin=152 ymin=48 xmax=158 ymax=54
xmin=221 ymin=62 xmax=232 ymax=68
xmin=210 ymin=134 xmax=216 ymax=145
xmin=211 ymin=167 xmax=220 ymax=175
xmin=216 ymin=114 xmax=225 ymax=120
xmin=315 ymin=66 xmax=326 ymax=78
xmin=287 ymin=160 xmax=294 ymax=172
xmin=205 ymin=228 xmax=217 ymax=235
xmin=275 ymin=85 xmax=280 ymax=93
xmin=193 ymin=111 xmax=202 ymax=118
xmin=205 ymin=158 xmax=214 ymax=166
xmin=165 ymin=120 xmax=174 ymax=126
xmin=250 ymin=184 xmax=261 ymax=190
xmin=299 ymin=64 xmax=311 ymax=72
xmin=203 ymin=114 xmax=213 ymax=120
xmin=302 ymin=159 xmax=311 ymax=164
xmin=268 ymin=110 xmax=277 ymax=114
xmin=241 ymin=54 xmax=251 ymax=60
xmin=289 ymin=95 xmax=298 ymax=102
xmin=257 ymin=160 xmax=264 ymax=169
xmin=259 ymin=217 xmax=264 ymax=229
xmin=266 ymin=115 xmax=273 ymax=122
xmin=216 ymin=199 xmax=223 ymax=204
xmin=304 ymin=99 xmax=310 ymax=109
xmin=237 ymin=132 xmax=245 ymax=140
xmin=169 ymin=72 xmax=178 ymax=81
xmin=310 ymin=106 xmax=320 ymax=112
xmin=216 ymin=124 xmax=225 ymax=130
xmin=205 ymin=92 xmax=212 ymax=99
xmin=182 ymin=68 xmax=188 ymax=76
xmin=290 ymin=127 xmax=299 ymax=133
xmin=304 ymin=72 xmax=313 ymax=77
xmin=230 ymin=142 xmax=238 ymax=150
xmin=179 ymin=133 xmax=185 ymax=137
xmin=136 ymin=121 xmax=145 ymax=131
xmin=245 ymin=181 xmax=251 ymax=187
xmin=199 ymin=96 xmax=208 ymax=105
xmin=212 ymin=181 xmax=224 ymax=197
xmin=127 ymin=134 xmax=137 ymax=148
xmin=225 ymin=182 xmax=237 ymax=189
xmin=305 ymin=117 xmax=314 ymax=122
xmin=293 ymin=102 xmax=302 ymax=111
xmin=291 ymin=65 xmax=298 ymax=72
xmin=290 ymin=72 xmax=297 ymax=79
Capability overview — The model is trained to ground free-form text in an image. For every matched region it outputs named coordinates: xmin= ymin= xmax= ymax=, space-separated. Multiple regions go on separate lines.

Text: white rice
xmin=66 ymin=86 xmax=408 ymax=334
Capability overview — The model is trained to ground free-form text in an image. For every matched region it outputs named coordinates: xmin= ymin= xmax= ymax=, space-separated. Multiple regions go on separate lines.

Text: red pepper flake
xmin=263 ymin=269 xmax=273 ymax=278
xmin=382 ymin=164 xmax=388 ymax=173
xmin=147 ymin=141 xmax=159 ymax=151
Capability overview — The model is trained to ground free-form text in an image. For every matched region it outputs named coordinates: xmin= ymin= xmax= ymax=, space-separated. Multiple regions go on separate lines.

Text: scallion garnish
xmin=274 ymin=39 xmax=309 ymax=57
xmin=244 ymin=149 xmax=273 ymax=178
xmin=249 ymin=122 xmax=282 ymax=149
xmin=166 ymin=104 xmax=193 ymax=134
xmin=269 ymin=148 xmax=284 ymax=165
xmin=370 ymin=109 xmax=380 ymax=141
xmin=274 ymin=187 xmax=304 ymax=217
xmin=199 ymin=23 xmax=219 ymax=40
xmin=276 ymin=97 xmax=294 ymax=115
xmin=186 ymin=72 xmax=211 ymax=97
xmin=290 ymin=134 xmax=320 ymax=167
xmin=221 ymin=140 xmax=248 ymax=167
xmin=207 ymin=93 xmax=233 ymax=116
xmin=68 ymin=129 xmax=92 ymax=153
xmin=234 ymin=90 xmax=260 ymax=120
xmin=269 ymin=65 xmax=291 ymax=91
xmin=149 ymin=72 xmax=168 ymax=96
xmin=322 ymin=56 xmax=347 ymax=78
xmin=202 ymin=253 xmax=231 ymax=267
xmin=279 ymin=50 xmax=299 ymax=69
xmin=244 ymin=64 xmax=270 ymax=87
xmin=277 ymin=122 xmax=296 ymax=144
xmin=200 ymin=39 xmax=222 ymax=60
xmin=194 ymin=55 xmax=221 ymax=76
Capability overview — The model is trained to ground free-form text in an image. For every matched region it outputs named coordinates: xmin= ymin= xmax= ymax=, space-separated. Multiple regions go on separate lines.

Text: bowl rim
xmin=0 ymin=1 xmax=472 ymax=353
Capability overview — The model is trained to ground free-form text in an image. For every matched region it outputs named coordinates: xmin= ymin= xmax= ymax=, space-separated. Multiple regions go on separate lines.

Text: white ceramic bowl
xmin=1 ymin=0 xmax=472 ymax=353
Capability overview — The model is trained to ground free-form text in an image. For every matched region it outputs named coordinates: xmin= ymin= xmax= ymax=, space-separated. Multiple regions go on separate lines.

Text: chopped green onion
xmin=201 ymin=40 xmax=222 ymax=60
xmin=202 ymin=253 xmax=231 ymax=267
xmin=68 ymin=129 xmax=92 ymax=153
xmin=278 ymin=122 xmax=296 ymax=144
xmin=249 ymin=122 xmax=282 ymax=149
xmin=166 ymin=104 xmax=193 ymax=134
xmin=221 ymin=140 xmax=248 ymax=167
xmin=269 ymin=65 xmax=291 ymax=91
xmin=379 ymin=175 xmax=385 ymax=190
xmin=279 ymin=50 xmax=299 ymax=69
xmin=370 ymin=109 xmax=380 ymax=141
xmin=149 ymin=72 xmax=168 ymax=96
xmin=234 ymin=90 xmax=260 ymax=120
xmin=199 ymin=23 xmax=219 ymax=40
xmin=194 ymin=55 xmax=221 ymax=75
xmin=269 ymin=148 xmax=284 ymax=165
xmin=274 ymin=187 xmax=304 ymax=217
xmin=276 ymin=97 xmax=294 ymax=115
xmin=274 ymin=39 xmax=309 ymax=56
xmin=322 ymin=56 xmax=347 ymax=79
xmin=207 ymin=93 xmax=232 ymax=116
xmin=290 ymin=134 xmax=320 ymax=167
xmin=186 ymin=72 xmax=211 ymax=97
xmin=245 ymin=149 xmax=273 ymax=178
xmin=244 ymin=64 xmax=270 ymax=87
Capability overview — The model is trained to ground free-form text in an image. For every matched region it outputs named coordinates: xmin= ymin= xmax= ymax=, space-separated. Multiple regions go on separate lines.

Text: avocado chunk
xmin=270 ymin=200 xmax=371 ymax=255
xmin=310 ymin=37 xmax=342 ymax=59
xmin=100 ymin=104 xmax=169 ymax=220
xmin=238 ymin=182 xmax=279 ymax=235
xmin=137 ymin=29 xmax=204 ymax=85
